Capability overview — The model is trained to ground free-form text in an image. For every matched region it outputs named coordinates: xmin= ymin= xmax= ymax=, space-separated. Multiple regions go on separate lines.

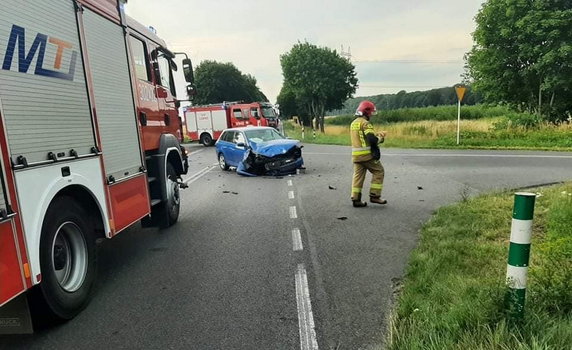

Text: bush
xmin=327 ymin=105 xmax=512 ymax=125
xmin=492 ymin=113 xmax=542 ymax=131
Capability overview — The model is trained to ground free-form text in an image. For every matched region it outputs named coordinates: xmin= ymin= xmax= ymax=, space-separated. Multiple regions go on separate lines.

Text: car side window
xmin=235 ymin=132 xmax=246 ymax=145
xmin=222 ymin=131 xmax=234 ymax=142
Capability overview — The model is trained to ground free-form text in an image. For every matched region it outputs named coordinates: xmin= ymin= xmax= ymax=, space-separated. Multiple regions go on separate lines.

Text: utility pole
xmin=341 ymin=45 xmax=352 ymax=61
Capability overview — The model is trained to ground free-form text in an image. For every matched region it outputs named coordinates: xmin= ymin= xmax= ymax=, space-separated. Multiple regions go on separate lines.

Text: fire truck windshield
xmin=261 ymin=107 xmax=277 ymax=119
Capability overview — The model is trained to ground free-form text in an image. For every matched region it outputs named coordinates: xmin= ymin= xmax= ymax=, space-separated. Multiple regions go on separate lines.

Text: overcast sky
xmin=126 ymin=0 xmax=485 ymax=103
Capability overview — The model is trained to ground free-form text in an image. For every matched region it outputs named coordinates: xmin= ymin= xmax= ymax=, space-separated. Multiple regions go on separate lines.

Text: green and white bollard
xmin=505 ymin=192 xmax=536 ymax=320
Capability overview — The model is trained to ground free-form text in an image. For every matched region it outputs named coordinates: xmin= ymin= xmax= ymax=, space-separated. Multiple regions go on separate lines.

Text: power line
xmin=356 ymin=59 xmax=463 ymax=64
xmin=359 ymin=85 xmax=444 ymax=88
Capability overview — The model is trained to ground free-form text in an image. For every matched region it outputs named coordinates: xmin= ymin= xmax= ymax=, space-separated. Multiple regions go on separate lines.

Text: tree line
xmin=328 ymin=86 xmax=483 ymax=116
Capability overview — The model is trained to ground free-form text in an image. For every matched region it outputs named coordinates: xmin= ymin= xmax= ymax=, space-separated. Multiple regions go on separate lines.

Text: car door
xmin=228 ymin=131 xmax=247 ymax=165
xmin=218 ymin=131 xmax=235 ymax=166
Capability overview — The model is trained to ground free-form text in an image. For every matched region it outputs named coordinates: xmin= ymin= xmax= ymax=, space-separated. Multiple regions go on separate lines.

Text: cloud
xmin=126 ymin=0 xmax=485 ymax=102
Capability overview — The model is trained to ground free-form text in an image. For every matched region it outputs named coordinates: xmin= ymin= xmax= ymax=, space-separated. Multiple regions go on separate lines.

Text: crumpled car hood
xmin=249 ymin=139 xmax=301 ymax=156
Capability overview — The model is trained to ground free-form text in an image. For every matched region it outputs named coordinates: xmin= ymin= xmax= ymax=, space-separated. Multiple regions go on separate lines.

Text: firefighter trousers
xmin=351 ymin=159 xmax=385 ymax=201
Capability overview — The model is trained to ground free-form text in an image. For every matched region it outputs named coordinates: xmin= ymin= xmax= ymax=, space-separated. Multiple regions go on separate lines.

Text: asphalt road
xmin=1 ymin=144 xmax=571 ymax=349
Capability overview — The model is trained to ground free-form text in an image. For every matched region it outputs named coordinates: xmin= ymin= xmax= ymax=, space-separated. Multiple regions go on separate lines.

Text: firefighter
xmin=350 ymin=100 xmax=387 ymax=207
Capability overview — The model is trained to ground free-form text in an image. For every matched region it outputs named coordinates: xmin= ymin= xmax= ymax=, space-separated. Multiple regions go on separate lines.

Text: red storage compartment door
xmin=0 ymin=220 xmax=25 ymax=306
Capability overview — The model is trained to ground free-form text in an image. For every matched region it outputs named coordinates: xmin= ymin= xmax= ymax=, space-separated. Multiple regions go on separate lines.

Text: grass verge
xmin=388 ymin=183 xmax=572 ymax=350
xmin=285 ymin=120 xmax=572 ymax=151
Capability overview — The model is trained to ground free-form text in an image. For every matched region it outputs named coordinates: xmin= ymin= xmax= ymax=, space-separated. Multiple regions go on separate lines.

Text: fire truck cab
xmin=185 ymin=101 xmax=279 ymax=146
xmin=0 ymin=0 xmax=194 ymax=330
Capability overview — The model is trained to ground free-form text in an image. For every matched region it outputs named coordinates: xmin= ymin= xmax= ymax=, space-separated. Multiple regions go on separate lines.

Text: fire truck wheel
xmin=200 ymin=133 xmax=213 ymax=147
xmin=37 ymin=196 xmax=97 ymax=321
xmin=218 ymin=153 xmax=229 ymax=171
xmin=163 ymin=163 xmax=180 ymax=227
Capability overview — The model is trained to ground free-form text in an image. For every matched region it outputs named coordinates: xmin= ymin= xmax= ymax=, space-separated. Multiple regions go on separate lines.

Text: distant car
xmin=215 ymin=127 xmax=304 ymax=176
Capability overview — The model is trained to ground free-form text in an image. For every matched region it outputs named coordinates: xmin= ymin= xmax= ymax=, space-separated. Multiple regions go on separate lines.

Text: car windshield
xmin=261 ymin=107 xmax=276 ymax=119
xmin=245 ymin=128 xmax=284 ymax=143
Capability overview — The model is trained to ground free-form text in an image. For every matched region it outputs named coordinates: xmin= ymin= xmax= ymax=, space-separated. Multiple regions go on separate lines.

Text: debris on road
xmin=417 ymin=186 xmax=424 ymax=190
xmin=337 ymin=217 xmax=348 ymax=221
xmin=329 ymin=185 xmax=337 ymax=190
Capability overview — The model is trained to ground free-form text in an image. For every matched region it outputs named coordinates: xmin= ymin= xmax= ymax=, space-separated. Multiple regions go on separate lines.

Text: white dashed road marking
xmin=290 ymin=206 xmax=298 ymax=219
xmin=288 ymin=180 xmax=293 ymax=187
xmin=292 ymin=228 xmax=303 ymax=251
xmin=296 ymin=264 xmax=319 ymax=350
xmin=289 ymin=191 xmax=295 ymax=199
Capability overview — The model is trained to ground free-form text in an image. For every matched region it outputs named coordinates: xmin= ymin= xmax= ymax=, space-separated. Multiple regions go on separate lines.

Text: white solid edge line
xmin=289 ymin=191 xmax=295 ymax=199
xmin=288 ymin=180 xmax=293 ymax=186
xmin=303 ymin=152 xmax=572 ymax=159
xmin=184 ymin=165 xmax=213 ymax=185
xmin=510 ymin=219 xmax=533 ymax=244
xmin=292 ymin=228 xmax=303 ymax=251
xmin=290 ymin=206 xmax=298 ymax=219
xmin=296 ymin=264 xmax=318 ymax=350
xmin=189 ymin=149 xmax=204 ymax=156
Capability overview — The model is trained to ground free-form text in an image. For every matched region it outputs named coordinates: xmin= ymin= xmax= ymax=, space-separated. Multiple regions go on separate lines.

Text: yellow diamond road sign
xmin=455 ymin=86 xmax=466 ymax=102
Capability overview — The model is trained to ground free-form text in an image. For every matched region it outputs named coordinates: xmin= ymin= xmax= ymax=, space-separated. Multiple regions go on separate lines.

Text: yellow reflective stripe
xmin=352 ymin=187 xmax=362 ymax=193
xmin=371 ymin=184 xmax=383 ymax=190
xmin=350 ymin=122 xmax=361 ymax=131
xmin=352 ymin=150 xmax=371 ymax=156
xmin=352 ymin=147 xmax=369 ymax=151
xmin=359 ymin=131 xmax=366 ymax=147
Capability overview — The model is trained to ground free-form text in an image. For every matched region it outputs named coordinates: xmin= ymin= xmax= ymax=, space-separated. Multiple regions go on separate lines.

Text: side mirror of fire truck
xmin=186 ymin=84 xmax=197 ymax=98
xmin=182 ymin=58 xmax=195 ymax=84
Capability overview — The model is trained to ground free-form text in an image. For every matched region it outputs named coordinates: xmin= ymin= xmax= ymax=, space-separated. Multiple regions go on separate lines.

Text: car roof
xmin=222 ymin=126 xmax=276 ymax=132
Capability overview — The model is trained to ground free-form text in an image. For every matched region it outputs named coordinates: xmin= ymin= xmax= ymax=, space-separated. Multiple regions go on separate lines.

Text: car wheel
xmin=200 ymin=133 xmax=213 ymax=147
xmin=35 ymin=196 xmax=97 ymax=321
xmin=218 ymin=153 xmax=229 ymax=171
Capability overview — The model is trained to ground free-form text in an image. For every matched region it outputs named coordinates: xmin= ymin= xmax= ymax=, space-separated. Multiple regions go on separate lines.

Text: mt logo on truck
xmin=2 ymin=24 xmax=78 ymax=81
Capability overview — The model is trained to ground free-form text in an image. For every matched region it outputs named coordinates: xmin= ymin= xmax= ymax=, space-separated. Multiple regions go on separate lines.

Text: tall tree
xmin=193 ymin=60 xmax=268 ymax=105
xmin=280 ymin=42 xmax=358 ymax=132
xmin=465 ymin=0 xmax=572 ymax=121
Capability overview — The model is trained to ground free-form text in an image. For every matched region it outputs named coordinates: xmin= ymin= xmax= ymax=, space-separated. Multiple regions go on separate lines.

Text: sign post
xmin=455 ymin=85 xmax=466 ymax=145
xmin=505 ymin=192 xmax=536 ymax=321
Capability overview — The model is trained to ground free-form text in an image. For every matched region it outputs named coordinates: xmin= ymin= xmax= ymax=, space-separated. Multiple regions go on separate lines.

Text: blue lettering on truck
xmin=2 ymin=25 xmax=77 ymax=81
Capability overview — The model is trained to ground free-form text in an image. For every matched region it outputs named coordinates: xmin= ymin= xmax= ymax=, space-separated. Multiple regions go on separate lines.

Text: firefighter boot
xmin=352 ymin=194 xmax=367 ymax=208
xmin=370 ymin=195 xmax=387 ymax=205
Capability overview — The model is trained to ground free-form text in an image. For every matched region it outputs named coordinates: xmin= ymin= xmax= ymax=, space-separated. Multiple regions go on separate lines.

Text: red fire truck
xmin=185 ymin=101 xmax=279 ymax=146
xmin=0 ymin=0 xmax=194 ymax=330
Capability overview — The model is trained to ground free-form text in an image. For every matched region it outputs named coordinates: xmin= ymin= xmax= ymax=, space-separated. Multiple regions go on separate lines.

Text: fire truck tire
xmin=160 ymin=163 xmax=180 ymax=228
xmin=36 ymin=196 xmax=97 ymax=321
xmin=200 ymin=133 xmax=213 ymax=147
xmin=218 ymin=153 xmax=229 ymax=171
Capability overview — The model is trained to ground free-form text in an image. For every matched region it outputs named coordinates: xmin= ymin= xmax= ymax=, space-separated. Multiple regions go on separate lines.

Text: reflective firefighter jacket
xmin=350 ymin=117 xmax=379 ymax=162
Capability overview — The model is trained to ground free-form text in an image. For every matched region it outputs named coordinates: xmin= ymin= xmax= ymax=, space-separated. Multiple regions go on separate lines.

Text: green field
xmin=388 ymin=183 xmax=572 ymax=349
xmin=285 ymin=106 xmax=572 ymax=151
xmin=326 ymin=105 xmax=511 ymax=125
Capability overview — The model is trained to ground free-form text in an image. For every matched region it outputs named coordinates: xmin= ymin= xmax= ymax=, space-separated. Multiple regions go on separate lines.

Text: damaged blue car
xmin=215 ymin=127 xmax=304 ymax=176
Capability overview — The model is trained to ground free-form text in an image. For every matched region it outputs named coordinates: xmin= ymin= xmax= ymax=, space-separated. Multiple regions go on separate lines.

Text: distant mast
xmin=341 ymin=45 xmax=352 ymax=61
